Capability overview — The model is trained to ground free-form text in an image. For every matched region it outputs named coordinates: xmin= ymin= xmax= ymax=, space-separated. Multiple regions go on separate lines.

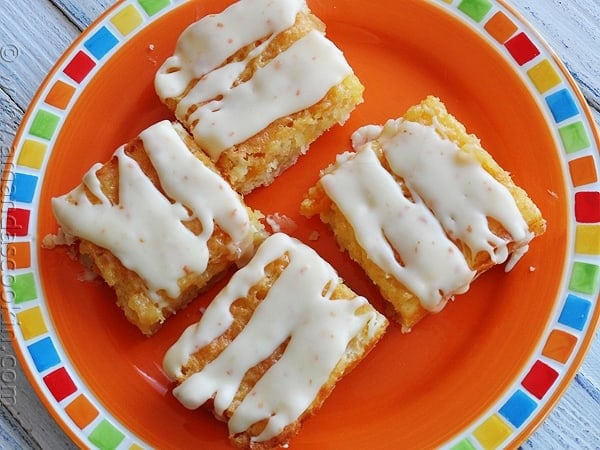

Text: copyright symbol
xmin=1 ymin=45 xmax=20 ymax=63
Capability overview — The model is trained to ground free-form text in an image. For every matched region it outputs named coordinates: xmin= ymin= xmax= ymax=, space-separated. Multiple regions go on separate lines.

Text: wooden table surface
xmin=1 ymin=0 xmax=598 ymax=448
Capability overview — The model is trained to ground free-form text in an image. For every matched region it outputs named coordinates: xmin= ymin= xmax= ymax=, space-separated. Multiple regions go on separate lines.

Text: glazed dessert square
xmin=47 ymin=120 xmax=266 ymax=336
xmin=154 ymin=0 xmax=364 ymax=194
xmin=301 ymin=96 xmax=546 ymax=331
xmin=163 ymin=232 xmax=388 ymax=449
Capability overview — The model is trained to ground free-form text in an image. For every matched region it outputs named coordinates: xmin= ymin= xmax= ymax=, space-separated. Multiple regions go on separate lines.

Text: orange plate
xmin=3 ymin=0 xmax=600 ymax=449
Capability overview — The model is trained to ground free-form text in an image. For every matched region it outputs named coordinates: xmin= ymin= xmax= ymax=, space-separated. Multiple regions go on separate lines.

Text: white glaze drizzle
xmin=163 ymin=233 xmax=385 ymax=442
xmin=139 ymin=121 xmax=252 ymax=253
xmin=155 ymin=0 xmax=352 ymax=159
xmin=376 ymin=120 xmax=533 ymax=266
xmin=52 ymin=121 xmax=252 ymax=303
xmin=351 ymin=124 xmax=382 ymax=149
xmin=188 ymin=30 xmax=352 ymax=159
xmin=155 ymin=0 xmax=305 ymax=99
xmin=320 ymin=147 xmax=475 ymax=311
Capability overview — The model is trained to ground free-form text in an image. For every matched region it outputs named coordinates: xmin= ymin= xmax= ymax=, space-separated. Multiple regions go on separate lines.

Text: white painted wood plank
xmin=0 ymin=86 xmax=22 ymax=149
xmin=1 ymin=2 xmax=100 ymax=448
xmin=508 ymin=2 xmax=600 ymax=446
xmin=1 ymin=89 xmax=76 ymax=450
xmin=0 ymin=406 xmax=37 ymax=450
xmin=50 ymin=0 xmax=115 ymax=31
xmin=508 ymin=0 xmax=600 ymax=109
xmin=0 ymin=351 xmax=76 ymax=450
xmin=581 ymin=330 xmax=600 ymax=388
xmin=0 ymin=0 xmax=80 ymax=110
xmin=592 ymin=108 xmax=600 ymax=128
xmin=528 ymin=329 xmax=600 ymax=449
xmin=522 ymin=372 xmax=600 ymax=449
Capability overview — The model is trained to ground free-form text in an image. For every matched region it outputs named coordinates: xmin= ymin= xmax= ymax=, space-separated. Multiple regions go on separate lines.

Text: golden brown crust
xmin=165 ymin=12 xmax=326 ymax=113
xmin=301 ymin=96 xmax=546 ymax=331
xmin=58 ymin=123 xmax=266 ymax=336
xmin=403 ymin=96 xmax=547 ymax=240
xmin=176 ymin=253 xmax=387 ymax=448
xmin=216 ymin=74 xmax=364 ymax=194
xmin=161 ymin=10 xmax=364 ymax=194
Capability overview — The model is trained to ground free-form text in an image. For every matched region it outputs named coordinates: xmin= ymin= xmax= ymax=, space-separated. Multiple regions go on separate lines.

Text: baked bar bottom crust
xmin=301 ymin=96 xmax=546 ymax=331
xmin=164 ymin=233 xmax=388 ymax=448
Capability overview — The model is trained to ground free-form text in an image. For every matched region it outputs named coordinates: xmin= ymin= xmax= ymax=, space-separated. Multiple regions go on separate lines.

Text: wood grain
xmin=50 ymin=0 xmax=114 ymax=31
xmin=506 ymin=2 xmax=600 ymax=446
xmin=0 ymin=0 xmax=79 ymax=110
xmin=510 ymin=0 xmax=600 ymax=110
